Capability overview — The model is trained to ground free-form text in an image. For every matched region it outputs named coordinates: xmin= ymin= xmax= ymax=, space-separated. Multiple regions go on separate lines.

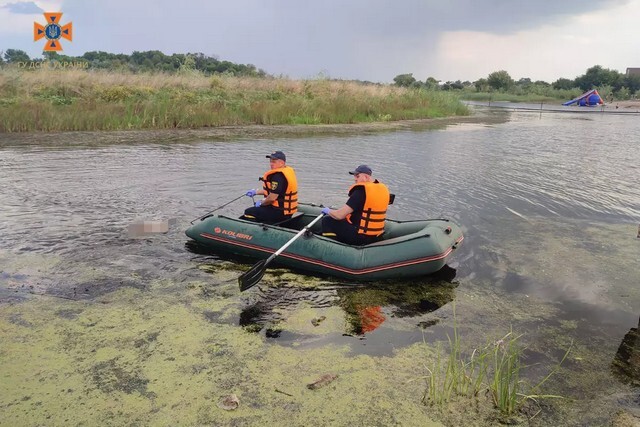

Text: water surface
xmin=1 ymin=108 xmax=638 ymax=425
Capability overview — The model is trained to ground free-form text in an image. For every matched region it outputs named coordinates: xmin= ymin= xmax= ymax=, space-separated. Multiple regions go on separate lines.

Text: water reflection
xmin=338 ymin=266 xmax=458 ymax=335
xmin=238 ymin=266 xmax=458 ymax=344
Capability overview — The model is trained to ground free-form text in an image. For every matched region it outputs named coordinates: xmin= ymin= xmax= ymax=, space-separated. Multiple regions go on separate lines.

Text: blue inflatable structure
xmin=563 ymin=89 xmax=604 ymax=106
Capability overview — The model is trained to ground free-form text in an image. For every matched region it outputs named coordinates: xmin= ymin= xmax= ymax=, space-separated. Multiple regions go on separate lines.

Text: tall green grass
xmin=421 ymin=309 xmax=570 ymax=417
xmin=0 ymin=67 xmax=469 ymax=132
xmin=423 ymin=323 xmax=489 ymax=406
xmin=459 ymin=89 xmax=588 ymax=104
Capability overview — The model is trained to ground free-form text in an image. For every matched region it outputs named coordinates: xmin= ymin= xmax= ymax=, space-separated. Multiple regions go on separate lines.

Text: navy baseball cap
xmin=266 ymin=151 xmax=286 ymax=161
xmin=349 ymin=165 xmax=372 ymax=175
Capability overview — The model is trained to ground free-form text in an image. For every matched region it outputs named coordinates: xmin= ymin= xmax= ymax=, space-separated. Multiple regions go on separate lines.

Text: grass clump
xmin=421 ymin=310 xmax=571 ymax=418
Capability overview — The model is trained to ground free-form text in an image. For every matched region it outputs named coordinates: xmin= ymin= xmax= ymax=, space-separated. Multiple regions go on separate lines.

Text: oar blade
xmin=238 ymin=259 xmax=268 ymax=291
xmin=237 ymin=213 xmax=324 ymax=292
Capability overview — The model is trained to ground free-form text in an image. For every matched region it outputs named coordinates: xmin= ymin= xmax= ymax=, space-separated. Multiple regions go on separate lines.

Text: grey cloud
xmin=271 ymin=0 xmax=625 ymax=38
xmin=2 ymin=1 xmax=43 ymax=14
xmin=54 ymin=0 xmax=626 ymax=81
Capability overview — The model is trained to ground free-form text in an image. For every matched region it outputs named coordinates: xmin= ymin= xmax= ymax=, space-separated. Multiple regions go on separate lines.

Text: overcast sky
xmin=2 ymin=0 xmax=639 ymax=83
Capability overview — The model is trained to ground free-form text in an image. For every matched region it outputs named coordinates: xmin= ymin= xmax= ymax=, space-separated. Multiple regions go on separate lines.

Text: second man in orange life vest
xmin=320 ymin=164 xmax=390 ymax=246
xmin=242 ymin=151 xmax=298 ymax=224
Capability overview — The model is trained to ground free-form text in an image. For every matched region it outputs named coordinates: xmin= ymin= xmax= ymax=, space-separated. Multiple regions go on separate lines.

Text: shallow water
xmin=1 ymin=108 xmax=639 ymax=425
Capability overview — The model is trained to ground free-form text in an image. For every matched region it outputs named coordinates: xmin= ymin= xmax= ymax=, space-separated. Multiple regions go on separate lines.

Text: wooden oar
xmin=238 ymin=213 xmax=324 ymax=291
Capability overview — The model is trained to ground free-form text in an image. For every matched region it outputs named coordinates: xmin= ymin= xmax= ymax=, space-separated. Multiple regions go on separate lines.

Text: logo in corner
xmin=34 ymin=12 xmax=73 ymax=51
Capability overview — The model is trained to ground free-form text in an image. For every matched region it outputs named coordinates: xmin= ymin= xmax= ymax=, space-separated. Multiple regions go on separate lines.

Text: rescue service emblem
xmin=270 ymin=182 xmax=278 ymax=191
xmin=34 ymin=12 xmax=73 ymax=51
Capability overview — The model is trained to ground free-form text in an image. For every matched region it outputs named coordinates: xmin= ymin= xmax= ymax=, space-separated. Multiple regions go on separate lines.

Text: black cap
xmin=348 ymin=164 xmax=372 ymax=175
xmin=266 ymin=151 xmax=286 ymax=161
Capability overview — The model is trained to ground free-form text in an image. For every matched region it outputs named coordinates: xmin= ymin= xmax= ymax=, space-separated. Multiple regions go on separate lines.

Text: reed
xmin=421 ymin=311 xmax=570 ymax=418
xmin=0 ymin=68 xmax=468 ymax=132
xmin=488 ymin=330 xmax=523 ymax=415
xmin=422 ymin=307 xmax=489 ymax=406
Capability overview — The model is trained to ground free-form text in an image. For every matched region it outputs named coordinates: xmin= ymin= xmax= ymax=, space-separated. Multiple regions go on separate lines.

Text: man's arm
xmin=326 ymin=204 xmax=353 ymax=220
xmin=326 ymin=188 xmax=363 ymax=220
xmin=261 ymin=192 xmax=279 ymax=206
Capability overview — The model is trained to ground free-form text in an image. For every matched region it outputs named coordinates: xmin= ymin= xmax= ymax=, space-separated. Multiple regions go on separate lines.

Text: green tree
xmin=474 ymin=78 xmax=489 ymax=92
xmin=516 ymin=77 xmax=532 ymax=88
xmin=574 ymin=65 xmax=622 ymax=91
xmin=623 ymin=74 xmax=640 ymax=95
xmin=393 ymin=73 xmax=416 ymax=87
xmin=552 ymin=78 xmax=575 ymax=90
xmin=3 ymin=49 xmax=30 ymax=63
xmin=442 ymin=80 xmax=464 ymax=90
xmin=487 ymin=70 xmax=514 ymax=91
xmin=424 ymin=77 xmax=440 ymax=89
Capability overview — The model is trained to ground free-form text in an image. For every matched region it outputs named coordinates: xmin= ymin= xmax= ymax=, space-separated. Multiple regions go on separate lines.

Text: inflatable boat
xmin=185 ymin=203 xmax=464 ymax=281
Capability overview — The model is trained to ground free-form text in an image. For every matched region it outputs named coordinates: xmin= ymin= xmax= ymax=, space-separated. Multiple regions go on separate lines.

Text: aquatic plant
xmin=488 ymin=329 xmax=523 ymax=415
xmin=421 ymin=308 xmax=488 ymax=406
xmin=421 ymin=309 xmax=571 ymax=418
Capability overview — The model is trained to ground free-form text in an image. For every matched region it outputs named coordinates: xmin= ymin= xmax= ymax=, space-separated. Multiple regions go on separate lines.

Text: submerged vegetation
xmin=0 ymin=66 xmax=468 ymax=132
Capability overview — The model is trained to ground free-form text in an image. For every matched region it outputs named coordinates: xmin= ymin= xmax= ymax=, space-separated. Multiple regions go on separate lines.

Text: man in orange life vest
xmin=320 ymin=165 xmax=390 ymax=246
xmin=241 ymin=151 xmax=298 ymax=224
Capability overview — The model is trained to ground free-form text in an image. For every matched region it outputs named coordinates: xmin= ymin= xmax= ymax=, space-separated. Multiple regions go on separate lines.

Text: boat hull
xmin=186 ymin=204 xmax=463 ymax=281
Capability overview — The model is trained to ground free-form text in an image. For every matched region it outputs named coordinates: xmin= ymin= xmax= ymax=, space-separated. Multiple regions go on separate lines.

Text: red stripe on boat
xmin=199 ymin=233 xmax=463 ymax=275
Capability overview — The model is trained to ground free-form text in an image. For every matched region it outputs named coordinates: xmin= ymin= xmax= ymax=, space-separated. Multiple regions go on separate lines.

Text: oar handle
xmin=265 ymin=213 xmax=324 ymax=264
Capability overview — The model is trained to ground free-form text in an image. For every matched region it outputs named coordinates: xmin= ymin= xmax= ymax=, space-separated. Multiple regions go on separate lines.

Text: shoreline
xmin=0 ymin=115 xmax=491 ymax=146
xmin=608 ymin=99 xmax=640 ymax=109
xmin=2 ymin=98 xmax=637 ymax=147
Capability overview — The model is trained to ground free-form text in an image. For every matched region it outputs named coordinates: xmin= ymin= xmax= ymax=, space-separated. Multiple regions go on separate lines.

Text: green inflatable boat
xmin=186 ymin=203 xmax=464 ymax=281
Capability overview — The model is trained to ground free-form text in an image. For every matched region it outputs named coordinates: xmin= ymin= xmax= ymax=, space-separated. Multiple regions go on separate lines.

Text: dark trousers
xmin=321 ymin=216 xmax=379 ymax=246
xmin=242 ymin=206 xmax=290 ymax=225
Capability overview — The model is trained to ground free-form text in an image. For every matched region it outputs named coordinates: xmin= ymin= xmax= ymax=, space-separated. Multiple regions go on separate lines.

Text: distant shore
xmin=609 ymin=99 xmax=640 ymax=109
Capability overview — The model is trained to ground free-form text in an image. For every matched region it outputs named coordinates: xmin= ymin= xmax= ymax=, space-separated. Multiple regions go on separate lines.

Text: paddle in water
xmin=239 ymin=213 xmax=325 ymax=291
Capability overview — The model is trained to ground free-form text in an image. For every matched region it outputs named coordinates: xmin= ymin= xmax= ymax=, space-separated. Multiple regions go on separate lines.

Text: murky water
xmin=1 ymin=108 xmax=639 ymax=425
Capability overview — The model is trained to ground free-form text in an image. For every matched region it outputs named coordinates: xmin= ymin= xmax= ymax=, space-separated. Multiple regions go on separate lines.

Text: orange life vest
xmin=346 ymin=180 xmax=389 ymax=236
xmin=261 ymin=166 xmax=298 ymax=215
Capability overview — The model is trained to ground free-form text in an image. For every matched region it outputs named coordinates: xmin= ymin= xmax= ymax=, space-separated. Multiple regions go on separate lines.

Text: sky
xmin=1 ymin=0 xmax=639 ymax=84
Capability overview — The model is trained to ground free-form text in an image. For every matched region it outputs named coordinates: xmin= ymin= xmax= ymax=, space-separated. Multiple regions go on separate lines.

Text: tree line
xmin=393 ymin=66 xmax=640 ymax=99
xmin=0 ymin=48 xmax=267 ymax=77
xmin=3 ymin=48 xmax=639 ymax=99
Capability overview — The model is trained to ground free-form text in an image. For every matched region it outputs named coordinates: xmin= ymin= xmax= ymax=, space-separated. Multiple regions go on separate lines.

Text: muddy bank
xmin=609 ymin=100 xmax=640 ymax=110
xmin=0 ymin=115 xmax=493 ymax=147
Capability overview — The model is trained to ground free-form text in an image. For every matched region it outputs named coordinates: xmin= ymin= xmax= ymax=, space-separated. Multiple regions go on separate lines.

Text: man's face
xmin=270 ymin=158 xmax=285 ymax=168
xmin=354 ymin=173 xmax=369 ymax=183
